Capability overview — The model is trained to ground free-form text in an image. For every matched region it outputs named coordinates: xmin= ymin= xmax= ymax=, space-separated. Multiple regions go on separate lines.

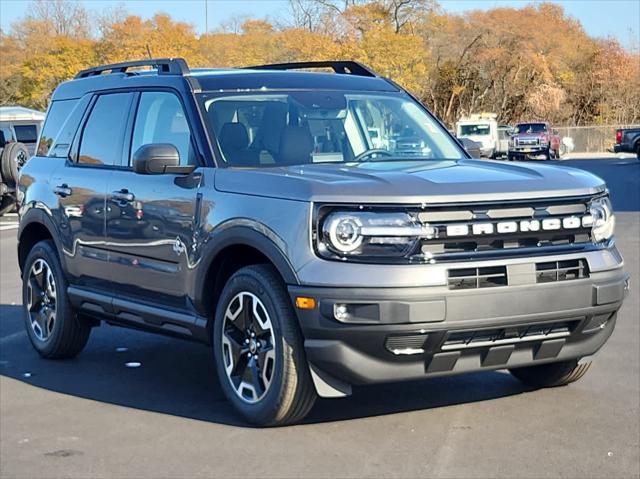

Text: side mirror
xmin=132 ymin=143 xmax=195 ymax=175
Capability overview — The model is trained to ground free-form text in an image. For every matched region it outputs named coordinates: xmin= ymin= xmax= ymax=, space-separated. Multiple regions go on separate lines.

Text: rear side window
xmin=37 ymin=99 xmax=77 ymax=156
xmin=78 ymin=93 xmax=133 ymax=166
xmin=14 ymin=124 xmax=38 ymax=143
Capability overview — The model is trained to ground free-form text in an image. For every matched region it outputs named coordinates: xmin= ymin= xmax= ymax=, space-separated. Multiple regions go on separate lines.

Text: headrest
xmin=260 ymin=103 xmax=288 ymax=153
xmin=278 ymin=126 xmax=313 ymax=165
xmin=219 ymin=122 xmax=249 ymax=152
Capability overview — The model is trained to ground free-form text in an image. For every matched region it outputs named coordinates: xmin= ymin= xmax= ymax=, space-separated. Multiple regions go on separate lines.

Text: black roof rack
xmin=75 ymin=58 xmax=190 ymax=79
xmin=245 ymin=61 xmax=378 ymax=78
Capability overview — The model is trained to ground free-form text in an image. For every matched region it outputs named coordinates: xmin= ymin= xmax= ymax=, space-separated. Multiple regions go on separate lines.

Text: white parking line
xmin=0 ymin=223 xmax=19 ymax=231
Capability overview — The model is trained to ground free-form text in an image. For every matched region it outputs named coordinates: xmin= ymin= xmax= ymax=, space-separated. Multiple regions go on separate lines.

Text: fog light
xmin=334 ymin=304 xmax=349 ymax=321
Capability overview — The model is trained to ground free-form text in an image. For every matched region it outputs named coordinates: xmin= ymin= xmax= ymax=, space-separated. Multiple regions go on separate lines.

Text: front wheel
xmin=213 ymin=265 xmax=316 ymax=426
xmin=22 ymin=240 xmax=91 ymax=358
xmin=509 ymin=359 xmax=591 ymax=388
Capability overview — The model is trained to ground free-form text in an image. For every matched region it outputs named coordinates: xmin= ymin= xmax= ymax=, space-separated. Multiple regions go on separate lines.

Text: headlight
xmin=589 ymin=196 xmax=615 ymax=242
xmin=319 ymin=210 xmax=437 ymax=260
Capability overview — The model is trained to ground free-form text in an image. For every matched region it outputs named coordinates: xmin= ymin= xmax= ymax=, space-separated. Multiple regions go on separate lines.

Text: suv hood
xmin=214 ymin=159 xmax=605 ymax=204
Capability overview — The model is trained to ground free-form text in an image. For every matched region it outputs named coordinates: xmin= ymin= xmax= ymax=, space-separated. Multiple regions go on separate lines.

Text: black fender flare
xmin=17 ymin=206 xmax=66 ymax=273
xmin=191 ymin=222 xmax=300 ymax=314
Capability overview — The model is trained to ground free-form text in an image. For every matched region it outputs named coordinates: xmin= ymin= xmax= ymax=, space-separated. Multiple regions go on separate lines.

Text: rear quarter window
xmin=37 ymin=99 xmax=78 ymax=156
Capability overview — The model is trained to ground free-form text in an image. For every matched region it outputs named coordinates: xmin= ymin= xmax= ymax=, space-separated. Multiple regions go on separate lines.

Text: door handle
xmin=54 ymin=184 xmax=72 ymax=197
xmin=111 ymin=189 xmax=135 ymax=203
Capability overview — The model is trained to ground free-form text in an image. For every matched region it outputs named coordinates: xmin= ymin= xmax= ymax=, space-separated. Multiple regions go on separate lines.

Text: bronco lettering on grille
xmin=445 ymin=215 xmax=593 ymax=237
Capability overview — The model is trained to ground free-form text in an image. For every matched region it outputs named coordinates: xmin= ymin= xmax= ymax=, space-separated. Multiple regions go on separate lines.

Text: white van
xmin=456 ymin=113 xmax=511 ymax=159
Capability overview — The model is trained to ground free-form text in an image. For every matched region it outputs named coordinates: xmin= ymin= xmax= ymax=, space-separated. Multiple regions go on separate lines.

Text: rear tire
xmin=213 ymin=264 xmax=316 ymax=426
xmin=0 ymin=194 xmax=15 ymax=216
xmin=636 ymin=142 xmax=639 ymax=160
xmin=509 ymin=359 xmax=591 ymax=388
xmin=22 ymin=240 xmax=91 ymax=359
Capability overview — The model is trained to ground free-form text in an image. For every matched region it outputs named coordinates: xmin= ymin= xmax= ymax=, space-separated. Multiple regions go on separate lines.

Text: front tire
xmin=22 ymin=240 xmax=91 ymax=359
xmin=509 ymin=359 xmax=591 ymax=388
xmin=213 ymin=265 xmax=316 ymax=426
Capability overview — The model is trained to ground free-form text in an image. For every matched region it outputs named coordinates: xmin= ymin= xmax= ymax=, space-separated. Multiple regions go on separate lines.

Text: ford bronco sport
xmin=17 ymin=59 xmax=629 ymax=426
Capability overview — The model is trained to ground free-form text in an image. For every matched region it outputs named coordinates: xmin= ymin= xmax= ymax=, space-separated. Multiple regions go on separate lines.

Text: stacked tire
xmin=0 ymin=142 xmax=29 ymax=216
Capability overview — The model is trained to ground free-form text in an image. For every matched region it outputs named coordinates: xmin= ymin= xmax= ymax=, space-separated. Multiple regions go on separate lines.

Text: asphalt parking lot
xmin=1 ymin=158 xmax=638 ymax=479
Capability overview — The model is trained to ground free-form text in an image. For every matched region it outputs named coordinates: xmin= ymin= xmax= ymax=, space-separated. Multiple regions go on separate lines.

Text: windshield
xmin=198 ymin=91 xmax=465 ymax=167
xmin=514 ymin=123 xmax=547 ymax=134
xmin=458 ymin=124 xmax=491 ymax=136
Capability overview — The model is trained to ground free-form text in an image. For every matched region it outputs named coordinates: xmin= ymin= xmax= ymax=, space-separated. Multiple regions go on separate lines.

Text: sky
xmin=1 ymin=0 xmax=638 ymax=49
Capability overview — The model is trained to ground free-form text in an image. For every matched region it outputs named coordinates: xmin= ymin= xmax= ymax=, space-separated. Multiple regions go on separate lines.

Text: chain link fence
xmin=555 ymin=125 xmax=640 ymax=153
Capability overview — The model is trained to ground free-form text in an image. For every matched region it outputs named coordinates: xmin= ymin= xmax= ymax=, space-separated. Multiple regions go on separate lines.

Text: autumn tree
xmin=0 ymin=0 xmax=637 ymax=128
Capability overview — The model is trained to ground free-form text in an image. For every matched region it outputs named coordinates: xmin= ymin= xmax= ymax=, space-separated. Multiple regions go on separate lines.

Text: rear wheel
xmin=509 ymin=359 xmax=591 ymax=388
xmin=22 ymin=240 xmax=91 ymax=358
xmin=636 ymin=142 xmax=639 ymax=159
xmin=0 ymin=194 xmax=16 ymax=216
xmin=213 ymin=264 xmax=316 ymax=426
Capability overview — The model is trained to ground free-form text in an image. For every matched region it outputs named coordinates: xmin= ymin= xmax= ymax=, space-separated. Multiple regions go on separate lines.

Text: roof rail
xmin=75 ymin=58 xmax=190 ymax=79
xmin=245 ymin=61 xmax=378 ymax=78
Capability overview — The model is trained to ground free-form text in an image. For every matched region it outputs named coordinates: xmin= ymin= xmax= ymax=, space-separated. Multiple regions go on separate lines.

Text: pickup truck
xmin=508 ymin=122 xmax=561 ymax=161
xmin=614 ymin=127 xmax=640 ymax=158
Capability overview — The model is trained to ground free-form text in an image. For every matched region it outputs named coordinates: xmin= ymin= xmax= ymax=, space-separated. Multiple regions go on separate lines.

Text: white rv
xmin=456 ymin=113 xmax=511 ymax=159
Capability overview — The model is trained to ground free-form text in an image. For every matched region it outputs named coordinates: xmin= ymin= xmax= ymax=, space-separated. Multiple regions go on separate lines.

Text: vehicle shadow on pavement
xmin=1 ymin=303 xmax=531 ymax=427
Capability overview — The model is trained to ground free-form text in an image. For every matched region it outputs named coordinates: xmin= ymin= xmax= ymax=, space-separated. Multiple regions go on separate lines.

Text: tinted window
xmin=514 ymin=123 xmax=547 ymax=134
xmin=37 ymin=99 xmax=77 ymax=156
xmin=131 ymin=92 xmax=194 ymax=165
xmin=14 ymin=124 xmax=38 ymax=143
xmin=78 ymin=93 xmax=132 ymax=166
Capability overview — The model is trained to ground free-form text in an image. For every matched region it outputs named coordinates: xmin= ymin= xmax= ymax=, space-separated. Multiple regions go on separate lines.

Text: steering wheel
xmin=352 ymin=148 xmax=394 ymax=162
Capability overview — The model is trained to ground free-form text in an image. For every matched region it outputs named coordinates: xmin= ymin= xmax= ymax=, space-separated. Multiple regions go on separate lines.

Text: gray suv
xmin=17 ymin=59 xmax=629 ymax=426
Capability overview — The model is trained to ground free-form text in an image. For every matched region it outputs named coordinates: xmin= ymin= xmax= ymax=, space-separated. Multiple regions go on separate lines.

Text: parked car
xmin=508 ymin=122 xmax=561 ymax=160
xmin=456 ymin=113 xmax=511 ymax=159
xmin=0 ymin=106 xmax=44 ymax=215
xmin=614 ymin=127 xmax=640 ymax=158
xmin=457 ymin=137 xmax=482 ymax=158
xmin=17 ymin=59 xmax=628 ymax=426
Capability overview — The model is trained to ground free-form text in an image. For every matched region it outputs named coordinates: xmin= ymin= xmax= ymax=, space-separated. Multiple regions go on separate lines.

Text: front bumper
xmin=290 ymin=265 xmax=628 ymax=395
xmin=509 ymin=147 xmax=548 ymax=157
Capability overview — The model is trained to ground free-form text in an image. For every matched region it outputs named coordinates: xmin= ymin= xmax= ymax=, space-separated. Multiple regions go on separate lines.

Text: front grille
xmin=385 ymin=334 xmax=428 ymax=355
xmin=442 ymin=320 xmax=580 ymax=351
xmin=413 ymin=196 xmax=595 ymax=262
xmin=447 ymin=266 xmax=507 ymax=289
xmin=536 ymin=259 xmax=589 ymax=283
xmin=516 ymin=138 xmax=540 ymax=146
